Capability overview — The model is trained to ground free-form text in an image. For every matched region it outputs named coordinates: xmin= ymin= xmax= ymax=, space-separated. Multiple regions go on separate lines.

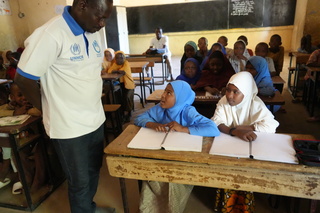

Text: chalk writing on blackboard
xmin=231 ymin=0 xmax=254 ymax=16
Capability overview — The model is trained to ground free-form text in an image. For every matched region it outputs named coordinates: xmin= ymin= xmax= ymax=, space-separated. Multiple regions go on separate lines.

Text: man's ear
xmin=78 ymin=0 xmax=88 ymax=11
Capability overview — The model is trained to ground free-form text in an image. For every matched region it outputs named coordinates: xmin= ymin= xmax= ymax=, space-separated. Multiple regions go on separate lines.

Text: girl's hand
xmin=205 ymin=86 xmax=220 ymax=96
xmin=233 ymin=129 xmax=257 ymax=142
xmin=167 ymin=121 xmax=190 ymax=134
xmin=146 ymin=122 xmax=170 ymax=132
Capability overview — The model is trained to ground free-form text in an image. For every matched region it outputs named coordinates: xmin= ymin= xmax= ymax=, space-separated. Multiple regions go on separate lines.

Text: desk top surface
xmin=0 ymin=116 xmax=41 ymax=134
xmin=272 ymin=76 xmax=286 ymax=84
xmin=306 ymin=66 xmax=320 ymax=72
xmin=105 ymin=124 xmax=318 ymax=174
xmin=101 ymin=73 xmax=124 ymax=80
xmin=147 ymin=89 xmax=285 ymax=105
xmin=128 ymin=61 xmax=149 ymax=68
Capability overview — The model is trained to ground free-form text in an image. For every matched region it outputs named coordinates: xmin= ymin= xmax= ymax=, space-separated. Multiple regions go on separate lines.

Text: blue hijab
xmin=248 ymin=56 xmax=275 ymax=96
xmin=176 ymin=58 xmax=201 ymax=85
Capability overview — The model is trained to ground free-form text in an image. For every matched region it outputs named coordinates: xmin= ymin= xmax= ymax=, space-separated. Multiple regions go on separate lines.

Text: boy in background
xmin=196 ymin=37 xmax=208 ymax=60
xmin=218 ymin=35 xmax=233 ymax=58
xmin=268 ymin=34 xmax=284 ymax=76
xmin=255 ymin=42 xmax=277 ymax=77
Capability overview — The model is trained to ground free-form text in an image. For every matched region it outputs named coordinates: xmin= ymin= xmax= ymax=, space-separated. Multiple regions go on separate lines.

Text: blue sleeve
xmin=183 ymin=107 xmax=220 ymax=137
xmin=258 ymin=77 xmax=275 ymax=96
xmin=134 ymin=105 xmax=159 ymax=127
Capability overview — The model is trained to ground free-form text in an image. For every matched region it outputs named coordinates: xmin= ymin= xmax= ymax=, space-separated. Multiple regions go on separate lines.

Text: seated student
xmin=245 ymin=56 xmax=275 ymax=97
xmin=298 ymin=34 xmax=318 ymax=54
xmin=193 ymin=50 xmax=235 ymax=96
xmin=304 ymin=49 xmax=320 ymax=122
xmin=145 ymin=27 xmax=173 ymax=81
xmin=218 ymin=35 xmax=233 ymax=58
xmin=267 ymin=34 xmax=284 ymax=76
xmin=255 ymin=42 xmax=277 ymax=77
xmin=0 ymin=55 xmax=7 ymax=79
xmin=101 ymin=48 xmax=115 ymax=75
xmin=1 ymin=50 xmax=12 ymax=68
xmin=180 ymin=41 xmax=203 ymax=74
xmin=176 ymin=58 xmax=201 ymax=85
xmin=0 ymin=83 xmax=42 ymax=194
xmin=6 ymin=52 xmax=21 ymax=80
xmin=237 ymin=35 xmax=253 ymax=57
xmin=108 ymin=51 xmax=135 ymax=121
xmin=135 ymin=80 xmax=220 ymax=213
xmin=229 ymin=40 xmax=249 ymax=73
xmin=212 ymin=71 xmax=279 ymax=213
xmin=200 ymin=42 xmax=227 ymax=70
xmin=196 ymin=37 xmax=208 ymax=60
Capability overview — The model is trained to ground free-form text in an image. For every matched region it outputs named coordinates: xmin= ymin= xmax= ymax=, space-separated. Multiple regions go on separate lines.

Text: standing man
xmin=145 ymin=27 xmax=173 ymax=81
xmin=15 ymin=0 xmax=113 ymax=212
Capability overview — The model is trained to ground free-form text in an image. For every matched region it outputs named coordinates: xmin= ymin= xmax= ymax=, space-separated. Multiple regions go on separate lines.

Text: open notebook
xmin=127 ymin=127 xmax=203 ymax=152
xmin=0 ymin=115 xmax=30 ymax=126
xmin=210 ymin=132 xmax=298 ymax=164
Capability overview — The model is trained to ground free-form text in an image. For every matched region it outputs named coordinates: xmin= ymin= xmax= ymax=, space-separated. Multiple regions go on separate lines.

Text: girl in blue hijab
xmin=200 ymin=42 xmax=227 ymax=70
xmin=176 ymin=58 xmax=201 ymax=85
xmin=135 ymin=80 xmax=220 ymax=213
xmin=245 ymin=56 xmax=275 ymax=96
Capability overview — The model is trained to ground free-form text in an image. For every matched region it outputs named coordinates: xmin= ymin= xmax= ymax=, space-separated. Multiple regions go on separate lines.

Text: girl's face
xmin=160 ymin=84 xmax=175 ymax=109
xmin=226 ymin=84 xmax=244 ymax=106
xmin=245 ymin=63 xmax=258 ymax=77
xmin=208 ymin=57 xmax=224 ymax=74
xmin=185 ymin=45 xmax=196 ymax=58
xmin=115 ymin=53 xmax=125 ymax=65
xmin=234 ymin=42 xmax=245 ymax=56
xmin=104 ymin=51 xmax=113 ymax=62
xmin=184 ymin=61 xmax=197 ymax=79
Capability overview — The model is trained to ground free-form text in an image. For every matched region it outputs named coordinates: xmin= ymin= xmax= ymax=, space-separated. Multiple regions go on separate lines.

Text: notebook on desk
xmin=210 ymin=132 xmax=298 ymax=164
xmin=0 ymin=114 xmax=30 ymax=126
xmin=127 ymin=127 xmax=203 ymax=152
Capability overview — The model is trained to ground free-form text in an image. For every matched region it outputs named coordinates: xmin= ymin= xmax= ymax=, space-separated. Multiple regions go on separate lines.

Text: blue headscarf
xmin=248 ymin=56 xmax=275 ymax=96
xmin=176 ymin=58 xmax=201 ymax=85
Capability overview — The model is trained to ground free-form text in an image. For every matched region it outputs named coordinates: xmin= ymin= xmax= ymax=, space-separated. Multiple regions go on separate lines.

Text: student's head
xmin=208 ymin=50 xmax=225 ymax=75
xmin=71 ymin=0 xmax=113 ymax=33
xmin=234 ymin=40 xmax=246 ymax=56
xmin=184 ymin=41 xmax=197 ymax=58
xmin=255 ymin=42 xmax=269 ymax=58
xmin=269 ymin=34 xmax=282 ymax=50
xmin=197 ymin=37 xmax=208 ymax=51
xmin=245 ymin=56 xmax=269 ymax=79
xmin=183 ymin=58 xmax=199 ymax=79
xmin=160 ymin=80 xmax=195 ymax=109
xmin=226 ymin=72 xmax=258 ymax=106
xmin=114 ymin=51 xmax=125 ymax=65
xmin=217 ymin=36 xmax=228 ymax=47
xmin=211 ymin=43 xmax=222 ymax=52
xmin=237 ymin=35 xmax=248 ymax=45
xmin=0 ymin=85 xmax=9 ymax=106
xmin=10 ymin=83 xmax=27 ymax=107
xmin=9 ymin=52 xmax=21 ymax=68
xmin=155 ymin=27 xmax=163 ymax=40
xmin=104 ymin=48 xmax=115 ymax=62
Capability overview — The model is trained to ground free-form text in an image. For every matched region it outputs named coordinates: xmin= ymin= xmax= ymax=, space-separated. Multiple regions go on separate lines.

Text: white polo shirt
xmin=150 ymin=35 xmax=171 ymax=56
xmin=17 ymin=6 xmax=105 ymax=139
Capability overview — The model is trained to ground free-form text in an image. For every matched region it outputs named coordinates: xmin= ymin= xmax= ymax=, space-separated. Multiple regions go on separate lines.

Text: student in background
xmin=196 ymin=37 xmax=208 ymax=60
xmin=255 ymin=42 xmax=277 ymax=77
xmin=297 ymin=34 xmax=318 ymax=54
xmin=101 ymin=48 xmax=115 ymax=75
xmin=229 ymin=40 xmax=248 ymax=73
xmin=237 ymin=35 xmax=253 ymax=57
xmin=0 ymin=55 xmax=7 ymax=79
xmin=193 ymin=50 xmax=235 ymax=96
xmin=108 ymin=51 xmax=134 ymax=121
xmin=135 ymin=80 xmax=220 ymax=213
xmin=212 ymin=71 xmax=279 ymax=213
xmin=145 ymin=27 xmax=173 ymax=81
xmin=218 ymin=35 xmax=233 ymax=58
xmin=1 ymin=50 xmax=12 ymax=68
xmin=268 ymin=34 xmax=284 ymax=76
xmin=180 ymin=41 xmax=203 ymax=74
xmin=200 ymin=42 xmax=226 ymax=70
xmin=176 ymin=58 xmax=201 ymax=85
xmin=7 ymin=52 xmax=21 ymax=80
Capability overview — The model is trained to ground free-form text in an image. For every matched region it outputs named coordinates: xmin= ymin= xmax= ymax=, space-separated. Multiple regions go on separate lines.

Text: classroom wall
xmin=304 ymin=0 xmax=320 ymax=46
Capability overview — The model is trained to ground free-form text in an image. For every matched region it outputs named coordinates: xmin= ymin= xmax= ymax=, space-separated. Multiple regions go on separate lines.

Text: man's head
xmin=155 ymin=27 xmax=163 ymax=40
xmin=71 ymin=0 xmax=113 ymax=33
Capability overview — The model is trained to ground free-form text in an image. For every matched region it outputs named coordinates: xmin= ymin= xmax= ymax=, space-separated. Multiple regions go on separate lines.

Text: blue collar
xmin=62 ymin=6 xmax=84 ymax=36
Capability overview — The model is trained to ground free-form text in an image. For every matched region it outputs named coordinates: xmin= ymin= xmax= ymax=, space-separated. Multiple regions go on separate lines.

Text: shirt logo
xmin=92 ymin=40 xmax=101 ymax=53
xmin=70 ymin=43 xmax=81 ymax=55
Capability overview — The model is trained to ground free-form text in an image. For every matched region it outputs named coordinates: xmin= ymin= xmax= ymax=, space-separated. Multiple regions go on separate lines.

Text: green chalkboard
xmin=127 ymin=0 xmax=296 ymax=34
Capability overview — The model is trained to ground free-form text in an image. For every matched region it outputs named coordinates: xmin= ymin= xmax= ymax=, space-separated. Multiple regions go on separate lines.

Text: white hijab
xmin=212 ymin=71 xmax=279 ymax=133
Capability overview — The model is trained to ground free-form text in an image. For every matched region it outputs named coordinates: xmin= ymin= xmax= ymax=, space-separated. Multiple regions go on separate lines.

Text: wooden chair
xmin=103 ymin=104 xmax=122 ymax=141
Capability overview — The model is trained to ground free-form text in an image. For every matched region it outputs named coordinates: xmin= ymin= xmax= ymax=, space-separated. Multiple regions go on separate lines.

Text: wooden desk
xmin=272 ymin=75 xmax=286 ymax=93
xmin=288 ymin=52 xmax=310 ymax=99
xmin=105 ymin=125 xmax=319 ymax=213
xmin=0 ymin=117 xmax=64 ymax=211
xmin=147 ymin=89 xmax=285 ymax=107
xmin=101 ymin=73 xmax=124 ymax=104
xmin=304 ymin=66 xmax=320 ymax=116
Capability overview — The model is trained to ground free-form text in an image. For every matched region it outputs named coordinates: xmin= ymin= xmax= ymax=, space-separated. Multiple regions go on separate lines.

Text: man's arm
xmin=14 ymin=73 xmax=42 ymax=111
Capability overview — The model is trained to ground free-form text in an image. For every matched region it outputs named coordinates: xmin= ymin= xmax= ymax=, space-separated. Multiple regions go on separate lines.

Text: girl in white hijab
xmin=211 ymin=71 xmax=279 ymax=212
xmin=101 ymin=48 xmax=115 ymax=74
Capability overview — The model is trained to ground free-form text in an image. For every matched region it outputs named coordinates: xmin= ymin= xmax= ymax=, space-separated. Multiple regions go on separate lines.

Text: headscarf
xmin=102 ymin=48 xmax=115 ymax=70
xmin=212 ymin=71 xmax=279 ymax=133
xmin=180 ymin=41 xmax=202 ymax=73
xmin=237 ymin=39 xmax=251 ymax=59
xmin=247 ymin=56 xmax=275 ymax=96
xmin=185 ymin=41 xmax=197 ymax=52
xmin=193 ymin=50 xmax=235 ymax=90
xmin=176 ymin=58 xmax=201 ymax=85
xmin=200 ymin=43 xmax=227 ymax=70
xmin=107 ymin=51 xmax=134 ymax=89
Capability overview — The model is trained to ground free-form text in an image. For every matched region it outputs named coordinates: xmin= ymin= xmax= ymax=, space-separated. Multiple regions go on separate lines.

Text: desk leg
xmin=310 ymin=73 xmax=319 ymax=117
xmin=119 ymin=178 xmax=130 ymax=213
xmin=139 ymin=73 xmax=145 ymax=107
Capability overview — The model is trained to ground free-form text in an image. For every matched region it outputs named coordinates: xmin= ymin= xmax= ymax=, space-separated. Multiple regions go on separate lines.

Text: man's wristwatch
xmin=229 ymin=127 xmax=236 ymax=136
